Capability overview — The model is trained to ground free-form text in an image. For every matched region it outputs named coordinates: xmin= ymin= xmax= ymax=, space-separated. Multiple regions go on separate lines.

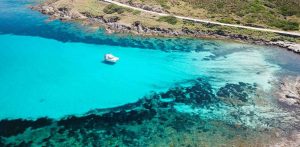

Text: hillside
xmin=34 ymin=0 xmax=300 ymax=48
xmin=118 ymin=0 xmax=300 ymax=31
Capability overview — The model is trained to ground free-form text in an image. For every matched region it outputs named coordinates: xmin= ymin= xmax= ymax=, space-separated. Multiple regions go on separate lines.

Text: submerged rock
xmin=0 ymin=117 xmax=52 ymax=137
xmin=0 ymin=138 xmax=4 ymax=147
xmin=57 ymin=109 xmax=157 ymax=130
xmin=217 ymin=82 xmax=256 ymax=104
xmin=160 ymin=78 xmax=217 ymax=106
xmin=124 ymin=79 xmax=219 ymax=111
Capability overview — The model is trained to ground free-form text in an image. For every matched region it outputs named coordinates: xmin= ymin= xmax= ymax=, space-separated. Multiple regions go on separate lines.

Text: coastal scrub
xmin=158 ymin=16 xmax=178 ymax=25
xmin=103 ymin=4 xmax=128 ymax=14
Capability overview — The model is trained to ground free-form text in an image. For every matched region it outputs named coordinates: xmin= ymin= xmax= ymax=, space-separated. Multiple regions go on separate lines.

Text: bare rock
xmin=106 ymin=16 xmax=120 ymax=23
xmin=107 ymin=23 xmax=131 ymax=33
xmin=273 ymin=131 xmax=300 ymax=147
xmin=41 ymin=5 xmax=55 ymax=15
xmin=270 ymin=41 xmax=300 ymax=53
xmin=69 ymin=10 xmax=87 ymax=19
xmin=132 ymin=21 xmax=146 ymax=33
xmin=277 ymin=77 xmax=300 ymax=107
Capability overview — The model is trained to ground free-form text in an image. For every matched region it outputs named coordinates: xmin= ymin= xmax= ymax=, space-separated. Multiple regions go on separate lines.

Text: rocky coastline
xmin=31 ymin=3 xmax=300 ymax=54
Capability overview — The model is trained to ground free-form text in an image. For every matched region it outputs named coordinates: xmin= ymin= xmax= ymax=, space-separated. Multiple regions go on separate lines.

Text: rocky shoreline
xmin=31 ymin=2 xmax=300 ymax=54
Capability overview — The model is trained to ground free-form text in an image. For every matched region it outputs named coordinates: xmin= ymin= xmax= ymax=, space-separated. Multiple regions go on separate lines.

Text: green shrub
xmin=281 ymin=22 xmax=299 ymax=31
xmin=103 ymin=4 xmax=126 ymax=14
xmin=247 ymin=1 xmax=265 ymax=13
xmin=269 ymin=19 xmax=299 ymax=31
xmin=132 ymin=10 xmax=141 ymax=15
xmin=215 ymin=1 xmax=225 ymax=9
xmin=158 ymin=16 xmax=178 ymax=25
xmin=157 ymin=0 xmax=170 ymax=9
xmin=183 ymin=19 xmax=195 ymax=26
xmin=219 ymin=17 xmax=236 ymax=24
xmin=279 ymin=6 xmax=298 ymax=16
xmin=243 ymin=15 xmax=256 ymax=23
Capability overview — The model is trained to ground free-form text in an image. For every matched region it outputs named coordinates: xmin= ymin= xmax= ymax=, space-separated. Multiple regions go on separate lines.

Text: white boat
xmin=104 ymin=53 xmax=119 ymax=63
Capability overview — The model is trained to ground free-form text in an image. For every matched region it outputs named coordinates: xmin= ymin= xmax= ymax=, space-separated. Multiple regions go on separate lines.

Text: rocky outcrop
xmin=277 ymin=77 xmax=300 ymax=108
xmin=269 ymin=41 xmax=300 ymax=53
xmin=40 ymin=5 xmax=55 ymax=15
xmin=32 ymin=5 xmax=87 ymax=20
xmin=106 ymin=16 xmax=120 ymax=23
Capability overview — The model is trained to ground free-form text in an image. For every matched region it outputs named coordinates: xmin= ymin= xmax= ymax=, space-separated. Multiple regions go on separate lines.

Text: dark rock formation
xmin=58 ymin=109 xmax=157 ymax=130
xmin=132 ymin=21 xmax=146 ymax=33
xmin=161 ymin=78 xmax=217 ymax=106
xmin=0 ymin=117 xmax=52 ymax=137
xmin=0 ymin=138 xmax=4 ymax=147
xmin=217 ymin=82 xmax=256 ymax=102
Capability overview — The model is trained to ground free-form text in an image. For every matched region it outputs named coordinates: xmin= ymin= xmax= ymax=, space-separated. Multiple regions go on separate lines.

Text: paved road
xmin=103 ymin=0 xmax=300 ymax=37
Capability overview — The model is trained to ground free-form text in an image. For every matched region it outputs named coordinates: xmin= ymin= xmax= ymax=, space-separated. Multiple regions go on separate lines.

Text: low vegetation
xmin=132 ymin=10 xmax=141 ymax=15
xmin=157 ymin=16 xmax=178 ymax=25
xmin=269 ymin=20 xmax=299 ymax=31
xmin=103 ymin=4 xmax=128 ymax=14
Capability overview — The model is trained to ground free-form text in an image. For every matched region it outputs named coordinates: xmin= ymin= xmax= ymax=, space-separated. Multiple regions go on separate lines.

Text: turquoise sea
xmin=1 ymin=0 xmax=300 ymax=146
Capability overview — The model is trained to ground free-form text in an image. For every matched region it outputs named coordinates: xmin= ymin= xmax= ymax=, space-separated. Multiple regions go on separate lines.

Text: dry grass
xmin=49 ymin=0 xmax=107 ymax=16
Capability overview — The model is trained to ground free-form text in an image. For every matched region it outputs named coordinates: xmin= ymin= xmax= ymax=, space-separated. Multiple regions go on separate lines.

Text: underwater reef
xmin=0 ymin=78 xmax=299 ymax=146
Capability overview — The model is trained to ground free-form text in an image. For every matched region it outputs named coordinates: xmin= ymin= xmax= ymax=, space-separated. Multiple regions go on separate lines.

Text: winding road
xmin=103 ymin=0 xmax=300 ymax=37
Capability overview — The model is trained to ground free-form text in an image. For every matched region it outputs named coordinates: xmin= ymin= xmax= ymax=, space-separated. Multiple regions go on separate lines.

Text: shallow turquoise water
xmin=0 ymin=34 xmax=205 ymax=118
xmin=0 ymin=34 xmax=283 ymax=119
xmin=0 ymin=0 xmax=300 ymax=119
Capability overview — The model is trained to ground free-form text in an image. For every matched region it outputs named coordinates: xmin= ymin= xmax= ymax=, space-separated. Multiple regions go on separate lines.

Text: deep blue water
xmin=0 ymin=0 xmax=300 ymax=119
